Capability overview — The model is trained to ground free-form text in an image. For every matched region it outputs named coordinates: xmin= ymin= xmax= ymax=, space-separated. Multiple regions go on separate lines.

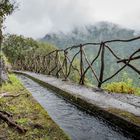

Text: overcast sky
xmin=4 ymin=0 xmax=140 ymax=38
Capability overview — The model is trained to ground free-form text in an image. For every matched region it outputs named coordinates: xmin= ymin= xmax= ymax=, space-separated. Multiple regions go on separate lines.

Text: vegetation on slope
xmin=2 ymin=34 xmax=79 ymax=80
xmin=2 ymin=34 xmax=56 ymax=64
xmin=0 ymin=74 xmax=70 ymax=140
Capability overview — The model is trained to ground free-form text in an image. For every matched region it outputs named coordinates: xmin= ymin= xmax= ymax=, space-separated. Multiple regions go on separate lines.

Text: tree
xmin=0 ymin=0 xmax=15 ymax=85
xmin=0 ymin=0 xmax=15 ymax=47
xmin=2 ymin=34 xmax=39 ymax=65
xmin=0 ymin=2 xmax=27 ymax=133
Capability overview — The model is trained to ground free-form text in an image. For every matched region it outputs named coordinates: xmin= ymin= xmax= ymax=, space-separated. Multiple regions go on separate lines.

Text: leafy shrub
xmin=104 ymin=78 xmax=140 ymax=95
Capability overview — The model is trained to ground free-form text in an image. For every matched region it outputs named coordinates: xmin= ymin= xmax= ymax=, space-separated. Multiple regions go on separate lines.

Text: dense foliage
xmin=2 ymin=34 xmax=57 ymax=71
xmin=0 ymin=0 xmax=15 ymax=27
xmin=0 ymin=0 xmax=15 ymax=45
xmin=0 ymin=0 xmax=15 ymax=17
xmin=2 ymin=34 xmax=39 ymax=63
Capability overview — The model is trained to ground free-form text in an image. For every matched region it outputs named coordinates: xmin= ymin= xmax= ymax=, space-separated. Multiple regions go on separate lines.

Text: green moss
xmin=0 ymin=74 xmax=70 ymax=140
xmin=107 ymin=108 xmax=140 ymax=125
xmin=16 ymin=118 xmax=29 ymax=125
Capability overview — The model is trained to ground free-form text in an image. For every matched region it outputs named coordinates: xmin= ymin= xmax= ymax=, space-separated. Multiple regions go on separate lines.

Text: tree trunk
xmin=0 ymin=26 xmax=9 ymax=86
xmin=0 ymin=25 xmax=2 ymax=49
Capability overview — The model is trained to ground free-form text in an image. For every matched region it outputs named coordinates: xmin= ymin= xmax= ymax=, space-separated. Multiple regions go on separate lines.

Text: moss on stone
xmin=107 ymin=108 xmax=140 ymax=125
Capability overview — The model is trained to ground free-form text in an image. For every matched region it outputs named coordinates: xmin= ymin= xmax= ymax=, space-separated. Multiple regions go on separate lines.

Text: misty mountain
xmin=41 ymin=22 xmax=139 ymax=49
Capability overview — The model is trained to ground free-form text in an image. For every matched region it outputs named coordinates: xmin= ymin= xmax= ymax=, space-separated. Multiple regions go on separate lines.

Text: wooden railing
xmin=15 ymin=36 xmax=140 ymax=88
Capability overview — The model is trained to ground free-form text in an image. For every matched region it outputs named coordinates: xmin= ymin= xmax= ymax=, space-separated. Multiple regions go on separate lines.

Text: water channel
xmin=17 ymin=75 xmax=136 ymax=140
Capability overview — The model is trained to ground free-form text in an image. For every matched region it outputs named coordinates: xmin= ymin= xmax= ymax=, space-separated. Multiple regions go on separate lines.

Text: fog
xmin=4 ymin=0 xmax=140 ymax=38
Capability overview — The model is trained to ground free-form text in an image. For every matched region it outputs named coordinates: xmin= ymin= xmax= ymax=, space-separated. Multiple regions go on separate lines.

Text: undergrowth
xmin=104 ymin=78 xmax=140 ymax=96
xmin=1 ymin=74 xmax=24 ymax=93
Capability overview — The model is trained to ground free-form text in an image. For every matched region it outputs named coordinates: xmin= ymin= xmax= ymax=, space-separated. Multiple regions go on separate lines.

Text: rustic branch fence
xmin=15 ymin=36 xmax=140 ymax=88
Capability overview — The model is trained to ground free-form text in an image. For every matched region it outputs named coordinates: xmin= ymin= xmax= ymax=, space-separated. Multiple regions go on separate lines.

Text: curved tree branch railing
xmin=15 ymin=36 xmax=140 ymax=88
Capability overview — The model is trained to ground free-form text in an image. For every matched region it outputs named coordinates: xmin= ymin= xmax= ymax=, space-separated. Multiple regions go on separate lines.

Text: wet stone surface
xmin=106 ymin=93 xmax=140 ymax=108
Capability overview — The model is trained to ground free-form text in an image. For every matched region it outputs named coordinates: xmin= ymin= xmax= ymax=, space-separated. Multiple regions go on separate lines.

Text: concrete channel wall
xmin=14 ymin=71 xmax=140 ymax=138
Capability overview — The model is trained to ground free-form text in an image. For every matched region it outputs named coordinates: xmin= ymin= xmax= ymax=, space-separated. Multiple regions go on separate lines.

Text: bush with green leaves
xmin=2 ymin=34 xmax=39 ymax=63
xmin=104 ymin=73 xmax=140 ymax=95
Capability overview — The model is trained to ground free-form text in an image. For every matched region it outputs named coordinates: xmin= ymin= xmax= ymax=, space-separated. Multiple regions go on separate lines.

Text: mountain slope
xmin=41 ymin=22 xmax=139 ymax=49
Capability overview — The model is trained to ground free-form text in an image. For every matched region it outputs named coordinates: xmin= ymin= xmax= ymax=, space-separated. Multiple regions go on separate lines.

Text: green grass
xmin=0 ymin=74 xmax=70 ymax=140
xmin=1 ymin=74 xmax=24 ymax=93
xmin=16 ymin=118 xmax=29 ymax=125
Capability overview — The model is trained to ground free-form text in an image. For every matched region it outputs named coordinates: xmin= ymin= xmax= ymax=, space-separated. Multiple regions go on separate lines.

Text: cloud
xmin=4 ymin=0 xmax=140 ymax=38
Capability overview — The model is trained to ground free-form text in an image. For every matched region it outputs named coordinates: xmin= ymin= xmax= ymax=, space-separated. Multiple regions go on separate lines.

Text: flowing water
xmin=17 ymin=75 xmax=136 ymax=140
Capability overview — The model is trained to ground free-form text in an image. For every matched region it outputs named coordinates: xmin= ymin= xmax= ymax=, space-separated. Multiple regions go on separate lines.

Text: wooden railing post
xmin=79 ymin=44 xmax=85 ymax=85
xmin=42 ymin=55 xmax=46 ymax=73
xmin=98 ymin=42 xmax=105 ymax=88
xmin=64 ymin=50 xmax=68 ymax=80
xmin=56 ymin=51 xmax=59 ymax=78
xmin=48 ymin=54 xmax=51 ymax=75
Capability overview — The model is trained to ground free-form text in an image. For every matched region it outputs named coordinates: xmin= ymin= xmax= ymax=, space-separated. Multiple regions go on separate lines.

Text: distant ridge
xmin=41 ymin=21 xmax=139 ymax=49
